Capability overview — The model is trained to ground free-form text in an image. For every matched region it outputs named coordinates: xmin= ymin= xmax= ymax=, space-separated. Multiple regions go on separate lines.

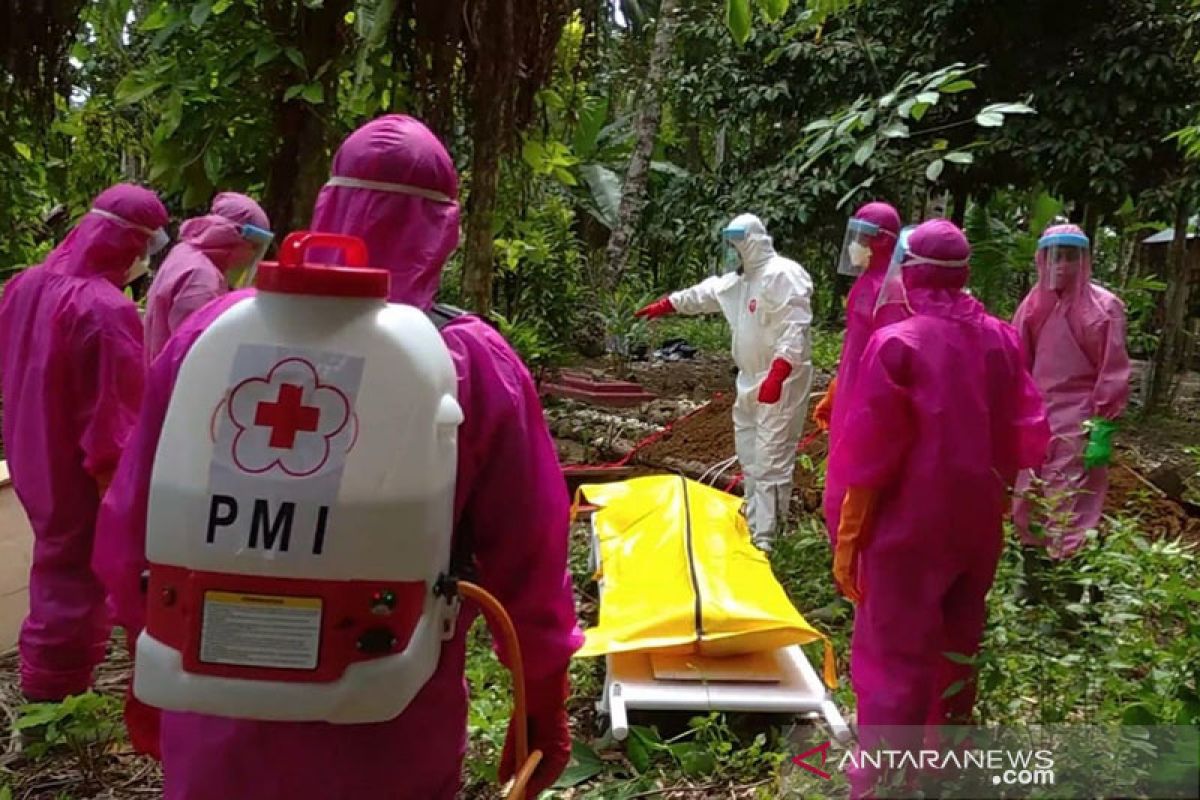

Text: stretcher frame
xmin=588 ymin=524 xmax=850 ymax=742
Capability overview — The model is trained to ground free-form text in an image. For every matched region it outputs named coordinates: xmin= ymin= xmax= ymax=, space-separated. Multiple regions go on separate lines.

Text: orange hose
xmin=457 ymin=581 xmax=544 ymax=800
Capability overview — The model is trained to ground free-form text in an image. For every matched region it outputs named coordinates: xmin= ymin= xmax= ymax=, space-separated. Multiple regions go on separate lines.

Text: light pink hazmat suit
xmin=823 ymin=201 xmax=901 ymax=543
xmin=143 ymin=193 xmax=269 ymax=365
xmin=0 ymin=184 xmax=167 ymax=700
xmin=837 ymin=220 xmax=1049 ymax=797
xmin=93 ymin=115 xmax=582 ymax=799
xmin=1011 ymin=224 xmax=1131 ymax=559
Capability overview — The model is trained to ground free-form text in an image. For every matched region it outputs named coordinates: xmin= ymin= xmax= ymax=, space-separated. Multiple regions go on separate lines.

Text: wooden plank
xmin=650 ymin=650 xmax=783 ymax=684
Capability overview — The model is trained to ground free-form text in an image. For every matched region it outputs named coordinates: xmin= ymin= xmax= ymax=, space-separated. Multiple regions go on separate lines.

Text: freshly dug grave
xmin=632 ymin=393 xmax=828 ymax=513
xmin=1105 ymin=459 xmax=1200 ymax=546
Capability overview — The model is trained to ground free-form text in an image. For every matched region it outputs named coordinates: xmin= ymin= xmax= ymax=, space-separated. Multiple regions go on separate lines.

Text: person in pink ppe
xmin=830 ymin=220 xmax=1049 ymax=797
xmin=1012 ymin=224 xmax=1131 ymax=560
xmin=93 ymin=115 xmax=581 ymax=799
xmin=143 ymin=192 xmax=272 ymax=365
xmin=811 ymin=201 xmax=902 ymax=545
xmin=0 ymin=184 xmax=168 ymax=702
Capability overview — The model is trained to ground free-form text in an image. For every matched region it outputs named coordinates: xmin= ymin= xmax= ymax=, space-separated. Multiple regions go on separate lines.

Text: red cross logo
xmin=254 ymin=383 xmax=320 ymax=449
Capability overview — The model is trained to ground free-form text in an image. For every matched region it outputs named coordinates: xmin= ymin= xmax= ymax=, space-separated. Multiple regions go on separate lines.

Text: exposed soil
xmin=1105 ymin=456 xmax=1200 ymax=546
xmin=631 ymin=392 xmax=829 ymax=513
xmin=627 ymin=354 xmax=737 ymax=400
xmin=0 ymin=635 xmax=162 ymax=799
xmin=573 ymin=354 xmax=738 ymax=401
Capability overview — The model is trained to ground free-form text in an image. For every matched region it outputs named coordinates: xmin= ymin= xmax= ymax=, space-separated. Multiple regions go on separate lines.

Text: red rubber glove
xmin=757 ymin=358 xmax=793 ymax=404
xmin=634 ymin=296 xmax=675 ymax=320
xmin=813 ymin=377 xmax=837 ymax=432
xmin=500 ymin=671 xmax=571 ymax=798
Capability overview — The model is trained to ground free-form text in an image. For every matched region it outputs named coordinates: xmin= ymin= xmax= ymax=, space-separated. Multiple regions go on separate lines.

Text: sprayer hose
xmin=457 ymin=581 xmax=544 ymax=800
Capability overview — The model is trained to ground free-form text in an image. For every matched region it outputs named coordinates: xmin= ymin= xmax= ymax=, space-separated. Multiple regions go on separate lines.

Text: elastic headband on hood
xmin=90 ymin=207 xmax=169 ymax=254
xmin=849 ymin=218 xmax=898 ymax=238
xmin=1038 ymin=232 xmax=1090 ymax=250
xmin=324 ymin=176 xmax=456 ymax=205
xmin=902 ymin=253 xmax=969 ymax=269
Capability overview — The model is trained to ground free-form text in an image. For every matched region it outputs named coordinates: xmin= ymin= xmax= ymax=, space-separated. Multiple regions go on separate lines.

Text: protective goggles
xmin=721 ymin=225 xmax=748 ymax=242
xmin=90 ymin=207 xmax=169 ymax=255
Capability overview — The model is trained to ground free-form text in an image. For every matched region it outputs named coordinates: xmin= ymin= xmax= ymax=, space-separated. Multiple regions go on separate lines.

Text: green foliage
xmin=463 ymin=620 xmax=513 ymax=789
xmin=652 ymin=315 xmax=732 ymax=354
xmin=15 ymin=691 xmax=124 ymax=787
xmin=795 ymin=63 xmax=1032 ymax=206
xmin=810 ymin=326 xmax=844 ymax=372
xmin=978 ymin=519 xmax=1199 ymax=728
xmin=963 ymin=190 xmax=1063 ymax=316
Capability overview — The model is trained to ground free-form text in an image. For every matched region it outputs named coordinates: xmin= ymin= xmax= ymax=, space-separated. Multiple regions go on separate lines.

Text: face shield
xmin=874 ymin=225 xmax=916 ymax=315
xmin=838 ymin=217 xmax=893 ymax=276
xmin=230 ymin=224 xmax=275 ymax=288
xmin=721 ymin=223 xmax=748 ymax=273
xmin=1037 ymin=232 xmax=1089 ymax=291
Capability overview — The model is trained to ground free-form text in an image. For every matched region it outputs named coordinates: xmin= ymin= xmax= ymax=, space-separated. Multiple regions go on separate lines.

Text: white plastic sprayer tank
xmin=134 ymin=232 xmax=463 ymax=724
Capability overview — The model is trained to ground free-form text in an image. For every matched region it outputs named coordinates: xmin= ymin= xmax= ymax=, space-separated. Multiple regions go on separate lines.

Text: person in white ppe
xmin=636 ymin=213 xmax=815 ymax=550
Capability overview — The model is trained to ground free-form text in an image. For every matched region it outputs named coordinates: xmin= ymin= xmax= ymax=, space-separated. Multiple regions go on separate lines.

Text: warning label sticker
xmin=199 ymin=591 xmax=322 ymax=670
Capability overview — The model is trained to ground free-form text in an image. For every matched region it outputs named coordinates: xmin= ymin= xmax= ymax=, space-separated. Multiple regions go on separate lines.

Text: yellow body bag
xmin=575 ymin=475 xmax=836 ymax=687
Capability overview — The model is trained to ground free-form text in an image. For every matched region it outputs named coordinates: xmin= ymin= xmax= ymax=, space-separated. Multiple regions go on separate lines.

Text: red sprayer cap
xmin=256 ymin=231 xmax=390 ymax=299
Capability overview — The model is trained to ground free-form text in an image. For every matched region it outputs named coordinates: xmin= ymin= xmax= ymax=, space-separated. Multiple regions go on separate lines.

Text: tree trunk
xmin=601 ymin=0 xmax=679 ymax=294
xmin=458 ymin=0 xmax=517 ymax=316
xmin=1147 ymin=201 xmax=1193 ymax=414
xmin=950 ymin=187 xmax=969 ymax=227
xmin=262 ymin=1 xmax=351 ymax=233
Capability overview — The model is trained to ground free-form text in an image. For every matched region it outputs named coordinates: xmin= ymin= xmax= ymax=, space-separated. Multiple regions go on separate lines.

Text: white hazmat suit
xmin=668 ymin=214 xmax=814 ymax=548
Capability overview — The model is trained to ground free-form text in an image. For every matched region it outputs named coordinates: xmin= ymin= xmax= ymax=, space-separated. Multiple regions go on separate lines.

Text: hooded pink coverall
xmin=143 ymin=193 xmax=270 ymax=365
xmin=0 ymin=184 xmax=167 ymax=700
xmin=837 ymin=221 xmax=1049 ymax=797
xmin=823 ymin=201 xmax=901 ymax=543
xmin=1011 ymin=225 xmax=1131 ymax=559
xmin=93 ymin=115 xmax=582 ymax=799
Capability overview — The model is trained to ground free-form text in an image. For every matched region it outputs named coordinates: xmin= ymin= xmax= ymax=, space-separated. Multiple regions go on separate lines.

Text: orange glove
xmin=757 ymin=358 xmax=793 ymax=404
xmin=813 ymin=377 xmax=837 ymax=432
xmin=834 ymin=486 xmax=878 ymax=604
xmin=500 ymin=671 xmax=571 ymax=798
xmin=634 ymin=297 xmax=675 ymax=320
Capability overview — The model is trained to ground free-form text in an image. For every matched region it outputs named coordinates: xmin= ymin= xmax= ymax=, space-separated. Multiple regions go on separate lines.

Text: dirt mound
xmin=633 ymin=392 xmax=828 ymax=512
xmin=638 ymin=393 xmax=737 ymax=466
xmin=1105 ymin=461 xmax=1200 ymax=545
xmin=628 ymin=355 xmax=737 ymax=400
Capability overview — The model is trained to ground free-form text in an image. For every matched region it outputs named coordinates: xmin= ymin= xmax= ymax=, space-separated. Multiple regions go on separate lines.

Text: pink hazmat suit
xmin=823 ymin=201 xmax=901 ymax=543
xmin=837 ymin=220 xmax=1049 ymax=797
xmin=143 ymin=193 xmax=270 ymax=365
xmin=1011 ymin=224 xmax=1131 ymax=559
xmin=0 ymin=184 xmax=167 ymax=700
xmin=93 ymin=115 xmax=582 ymax=799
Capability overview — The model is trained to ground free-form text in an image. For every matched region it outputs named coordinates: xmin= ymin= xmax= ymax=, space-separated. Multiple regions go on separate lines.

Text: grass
xmin=457 ymin=496 xmax=1198 ymax=798
xmin=4 ymin=484 xmax=1195 ymax=799
xmin=647 ymin=316 xmax=845 ymax=377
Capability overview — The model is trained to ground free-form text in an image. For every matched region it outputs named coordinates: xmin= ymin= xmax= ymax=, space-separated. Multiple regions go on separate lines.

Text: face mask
xmin=125 ymin=255 xmax=150 ymax=287
xmin=848 ymin=241 xmax=872 ymax=268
